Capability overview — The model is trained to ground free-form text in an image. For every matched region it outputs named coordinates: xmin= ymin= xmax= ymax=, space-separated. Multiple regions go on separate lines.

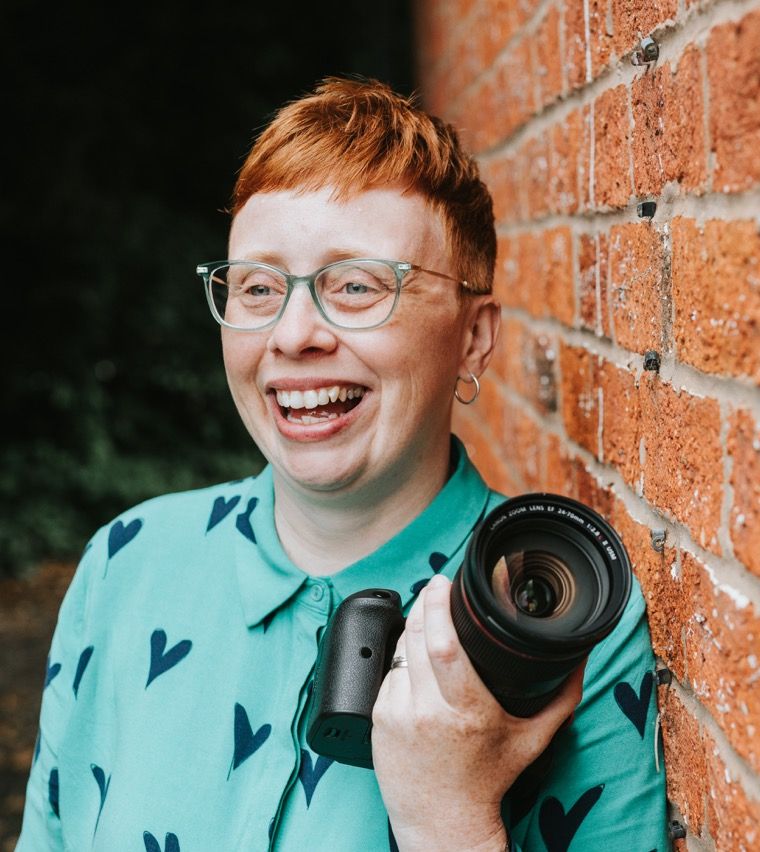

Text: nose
xmin=266 ymin=280 xmax=338 ymax=357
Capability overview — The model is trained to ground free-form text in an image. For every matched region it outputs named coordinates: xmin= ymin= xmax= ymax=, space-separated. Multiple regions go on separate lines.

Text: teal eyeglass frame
xmin=196 ymin=258 xmax=467 ymax=331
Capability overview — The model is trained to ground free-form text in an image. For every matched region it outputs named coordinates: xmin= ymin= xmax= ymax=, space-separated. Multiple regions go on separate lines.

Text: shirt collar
xmin=234 ymin=437 xmax=491 ymax=627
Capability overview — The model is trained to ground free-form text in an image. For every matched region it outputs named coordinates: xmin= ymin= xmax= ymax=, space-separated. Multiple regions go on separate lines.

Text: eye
xmin=343 ymin=280 xmax=371 ymax=295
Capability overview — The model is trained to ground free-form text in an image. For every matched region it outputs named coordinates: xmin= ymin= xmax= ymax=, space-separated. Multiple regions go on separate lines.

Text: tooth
xmin=328 ymin=386 xmax=340 ymax=402
xmin=339 ymin=388 xmax=347 ymax=402
xmin=347 ymin=389 xmax=354 ymax=400
xmin=354 ymin=387 xmax=364 ymax=398
xmin=328 ymin=413 xmax=338 ymax=420
xmin=304 ymin=389 xmax=319 ymax=408
xmin=277 ymin=390 xmax=290 ymax=407
xmin=317 ymin=388 xmax=330 ymax=405
xmin=289 ymin=390 xmax=304 ymax=409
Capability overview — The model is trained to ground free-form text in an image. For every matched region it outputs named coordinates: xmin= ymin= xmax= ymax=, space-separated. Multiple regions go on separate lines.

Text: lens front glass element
xmin=491 ymin=550 xmax=574 ymax=619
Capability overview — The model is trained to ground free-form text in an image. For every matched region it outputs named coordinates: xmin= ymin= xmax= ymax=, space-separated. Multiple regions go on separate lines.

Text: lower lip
xmin=268 ymin=393 xmax=367 ymax=442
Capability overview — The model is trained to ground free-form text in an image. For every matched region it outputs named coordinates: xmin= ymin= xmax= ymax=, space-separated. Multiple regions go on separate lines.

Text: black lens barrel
xmin=451 ymin=493 xmax=632 ymax=717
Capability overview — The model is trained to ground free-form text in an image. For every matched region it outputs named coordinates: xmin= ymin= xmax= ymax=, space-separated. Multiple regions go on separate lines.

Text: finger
xmin=402 ymin=580 xmax=445 ymax=706
xmin=422 ymin=574 xmax=488 ymax=708
xmin=528 ymin=659 xmax=587 ymax=732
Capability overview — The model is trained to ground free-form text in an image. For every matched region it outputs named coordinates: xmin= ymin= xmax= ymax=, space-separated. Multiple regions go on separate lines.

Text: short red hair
xmin=232 ymin=77 xmax=496 ymax=293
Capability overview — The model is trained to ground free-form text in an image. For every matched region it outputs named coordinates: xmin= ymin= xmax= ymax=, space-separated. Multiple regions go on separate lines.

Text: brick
xmin=454 ymin=413 xmax=521 ymax=495
xmin=594 ymin=85 xmax=632 ymax=208
xmin=578 ymin=104 xmax=593 ymax=211
xmin=671 ymin=218 xmax=760 ymax=382
xmin=659 ymin=689 xmax=707 ymax=833
xmin=611 ymin=0 xmax=678 ymax=58
xmin=493 ymin=38 xmax=536 ymax=140
xmin=494 ymin=235 xmax=518 ymax=305
xmin=609 ymin=499 xmax=684 ymax=676
xmin=631 ymin=46 xmax=707 ymax=195
xmin=608 ymin=223 xmax=664 ymax=353
xmin=485 ymin=155 xmax=524 ymax=225
xmin=728 ymin=410 xmax=760 ymax=579
xmin=497 ymin=318 xmax=558 ymax=413
xmin=682 ymin=550 xmax=760 ymax=772
xmin=578 ymin=232 xmax=611 ymax=337
xmin=549 ymin=108 xmax=584 ymax=214
xmin=543 ymin=433 xmax=575 ymax=495
xmin=559 ymin=343 xmax=600 ymax=457
xmin=523 ymin=132 xmax=550 ymax=218
xmin=517 ymin=231 xmax=546 ymax=317
xmin=708 ymin=10 xmax=760 ymax=192
xmin=639 ymin=375 xmax=723 ymax=552
xmin=600 ymin=361 xmax=641 ymax=487
xmin=534 ymin=5 xmax=563 ymax=109
xmin=704 ymin=731 xmax=760 ymax=851
xmin=503 ymin=406 xmax=543 ymax=490
xmin=544 ymin=227 xmax=575 ymax=326
xmin=588 ymin=0 xmax=614 ymax=78
xmin=563 ymin=0 xmax=587 ymax=91
xmin=479 ymin=374 xmax=508 ymax=440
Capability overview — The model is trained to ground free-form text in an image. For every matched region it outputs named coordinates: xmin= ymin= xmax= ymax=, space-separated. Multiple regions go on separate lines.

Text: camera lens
xmin=451 ymin=494 xmax=631 ymax=717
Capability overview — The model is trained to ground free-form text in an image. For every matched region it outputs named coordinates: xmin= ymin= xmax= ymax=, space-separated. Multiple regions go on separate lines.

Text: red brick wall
xmin=415 ymin=1 xmax=760 ymax=848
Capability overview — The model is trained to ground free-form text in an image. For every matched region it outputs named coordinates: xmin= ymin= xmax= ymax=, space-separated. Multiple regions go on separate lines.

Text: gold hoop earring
xmin=454 ymin=371 xmax=480 ymax=405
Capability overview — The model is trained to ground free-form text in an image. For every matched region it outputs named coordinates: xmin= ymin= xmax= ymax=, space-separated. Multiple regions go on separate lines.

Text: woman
xmin=18 ymin=78 xmax=668 ymax=851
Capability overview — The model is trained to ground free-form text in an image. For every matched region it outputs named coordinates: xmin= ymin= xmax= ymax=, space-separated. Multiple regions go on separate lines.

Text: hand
xmin=371 ymin=573 xmax=585 ymax=852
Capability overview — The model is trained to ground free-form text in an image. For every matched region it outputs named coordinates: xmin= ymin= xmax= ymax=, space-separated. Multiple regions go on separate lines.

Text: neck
xmin=272 ymin=438 xmax=453 ymax=576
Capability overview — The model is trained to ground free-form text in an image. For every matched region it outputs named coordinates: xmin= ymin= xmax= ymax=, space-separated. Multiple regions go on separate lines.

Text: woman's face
xmin=224 ymin=186 xmax=492 ymax=501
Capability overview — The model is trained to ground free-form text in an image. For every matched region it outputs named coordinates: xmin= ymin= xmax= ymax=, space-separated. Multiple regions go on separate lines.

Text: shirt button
xmin=310 ymin=584 xmax=325 ymax=601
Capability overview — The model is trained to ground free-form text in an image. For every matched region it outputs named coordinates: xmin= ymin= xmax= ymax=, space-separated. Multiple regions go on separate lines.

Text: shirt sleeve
xmin=505 ymin=579 xmax=670 ymax=851
xmin=15 ymin=530 xmax=103 ymax=851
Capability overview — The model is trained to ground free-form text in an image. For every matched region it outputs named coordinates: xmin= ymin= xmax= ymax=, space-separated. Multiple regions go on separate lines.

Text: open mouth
xmin=274 ymin=385 xmax=366 ymax=425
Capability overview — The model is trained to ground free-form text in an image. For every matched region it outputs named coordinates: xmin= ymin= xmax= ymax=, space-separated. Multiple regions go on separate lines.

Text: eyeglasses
xmin=196 ymin=258 xmax=467 ymax=331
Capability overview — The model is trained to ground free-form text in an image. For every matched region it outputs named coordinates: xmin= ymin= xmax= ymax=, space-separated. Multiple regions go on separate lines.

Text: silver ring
xmin=390 ymin=655 xmax=409 ymax=669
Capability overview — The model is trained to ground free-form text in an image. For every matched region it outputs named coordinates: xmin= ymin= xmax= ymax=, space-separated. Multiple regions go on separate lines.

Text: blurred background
xmin=1 ymin=0 xmax=413 ymax=844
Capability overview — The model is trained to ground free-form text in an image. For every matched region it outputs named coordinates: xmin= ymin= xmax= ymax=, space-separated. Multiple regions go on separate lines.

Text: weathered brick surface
xmin=705 ymin=731 xmax=760 ymax=852
xmin=671 ymin=217 xmax=760 ymax=383
xmin=600 ymin=361 xmax=641 ymax=488
xmin=559 ymin=343 xmax=600 ymax=456
xmin=593 ymin=85 xmax=632 ymax=208
xmin=611 ymin=0 xmax=679 ymax=57
xmin=419 ymin=2 xmax=760 ymax=846
xmin=608 ymin=223 xmax=664 ymax=353
xmin=659 ymin=688 xmax=707 ymax=833
xmin=631 ymin=46 xmax=707 ymax=195
xmin=639 ymin=376 xmax=723 ymax=553
xmin=708 ymin=9 xmax=760 ymax=192
xmin=610 ymin=499 xmax=684 ymax=676
xmin=682 ymin=550 xmax=760 ymax=771
xmin=728 ymin=410 xmax=760 ymax=579
xmin=534 ymin=4 xmax=562 ymax=108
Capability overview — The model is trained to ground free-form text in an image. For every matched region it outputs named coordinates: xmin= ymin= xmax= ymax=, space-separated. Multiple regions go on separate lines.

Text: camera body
xmin=307 ymin=589 xmax=404 ymax=768
xmin=307 ymin=493 xmax=631 ymax=768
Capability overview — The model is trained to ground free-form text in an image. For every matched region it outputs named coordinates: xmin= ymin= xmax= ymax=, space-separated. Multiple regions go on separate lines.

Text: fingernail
xmin=427 ymin=574 xmax=449 ymax=589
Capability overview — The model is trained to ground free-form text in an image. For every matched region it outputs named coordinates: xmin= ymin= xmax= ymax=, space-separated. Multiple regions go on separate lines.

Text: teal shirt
xmin=18 ymin=441 xmax=669 ymax=851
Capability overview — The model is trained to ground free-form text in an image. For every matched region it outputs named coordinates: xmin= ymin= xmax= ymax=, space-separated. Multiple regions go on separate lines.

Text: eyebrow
xmin=233 ymin=247 xmax=384 ymax=268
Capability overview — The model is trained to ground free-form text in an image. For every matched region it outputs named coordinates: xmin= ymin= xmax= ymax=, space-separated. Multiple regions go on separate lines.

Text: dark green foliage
xmin=1 ymin=0 xmax=412 ymax=574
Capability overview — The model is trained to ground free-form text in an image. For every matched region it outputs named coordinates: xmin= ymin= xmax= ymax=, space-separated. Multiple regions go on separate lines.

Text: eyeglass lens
xmin=208 ymin=261 xmax=399 ymax=329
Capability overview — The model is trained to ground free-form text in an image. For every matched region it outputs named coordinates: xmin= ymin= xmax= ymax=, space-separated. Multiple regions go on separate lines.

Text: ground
xmin=0 ymin=563 xmax=75 ymax=850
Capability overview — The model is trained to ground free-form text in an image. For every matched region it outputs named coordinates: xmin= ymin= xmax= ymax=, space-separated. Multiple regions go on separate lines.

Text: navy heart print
xmin=410 ymin=578 xmax=429 ymax=595
xmin=206 ymin=495 xmax=242 ymax=532
xmin=73 ymin=645 xmax=94 ymax=698
xmin=429 ymin=552 xmax=447 ymax=572
xmin=44 ymin=657 xmax=61 ymax=688
xmin=235 ymin=497 xmax=259 ymax=543
xmin=614 ymin=671 xmax=654 ymax=738
xmin=144 ymin=831 xmax=180 ymax=852
xmin=298 ymin=749 xmax=334 ymax=807
xmin=539 ymin=785 xmax=604 ymax=852
xmin=90 ymin=763 xmax=111 ymax=835
xmin=146 ymin=630 xmax=192 ymax=688
xmin=230 ymin=702 xmax=271 ymax=776
xmin=48 ymin=767 xmax=60 ymax=818
xmin=108 ymin=518 xmax=143 ymax=558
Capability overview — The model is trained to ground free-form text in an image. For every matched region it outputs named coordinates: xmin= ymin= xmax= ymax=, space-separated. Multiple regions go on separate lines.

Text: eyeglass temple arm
xmin=410 ymin=264 xmax=468 ymax=287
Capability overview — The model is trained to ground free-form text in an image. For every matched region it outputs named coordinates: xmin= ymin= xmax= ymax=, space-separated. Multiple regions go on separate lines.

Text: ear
xmin=459 ymin=296 xmax=501 ymax=379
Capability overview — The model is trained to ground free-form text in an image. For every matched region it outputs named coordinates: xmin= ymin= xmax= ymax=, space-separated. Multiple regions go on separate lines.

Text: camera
xmin=306 ymin=493 xmax=632 ymax=768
